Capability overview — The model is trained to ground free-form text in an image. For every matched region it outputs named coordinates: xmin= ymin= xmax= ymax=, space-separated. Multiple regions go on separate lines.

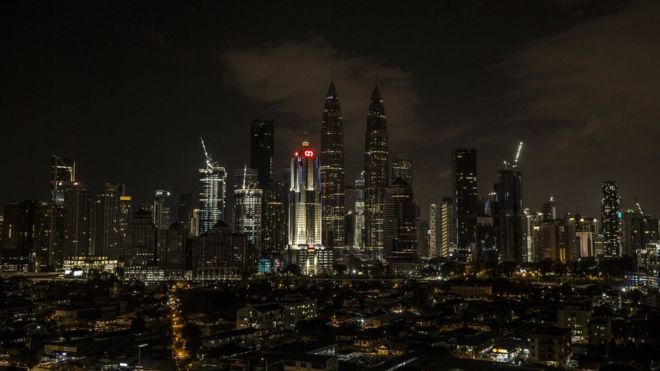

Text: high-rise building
xmin=621 ymin=209 xmax=644 ymax=256
xmin=233 ymin=167 xmax=263 ymax=256
xmin=288 ymin=139 xmax=322 ymax=249
xmin=383 ymin=178 xmax=417 ymax=258
xmin=429 ymin=204 xmax=440 ymax=258
xmin=63 ymin=183 xmax=91 ymax=258
xmin=287 ymin=140 xmax=333 ymax=275
xmin=439 ymin=197 xmax=456 ymax=258
xmin=199 ymin=140 xmax=227 ymax=234
xmin=152 ymin=190 xmax=172 ymax=229
xmin=601 ymin=181 xmax=621 ymax=258
xmin=452 ymin=149 xmax=477 ymax=261
xmin=364 ymin=85 xmax=389 ymax=252
xmin=542 ymin=197 xmax=557 ymax=221
xmin=118 ymin=195 xmax=132 ymax=258
xmin=391 ymin=154 xmax=413 ymax=186
xmin=177 ymin=192 xmax=193 ymax=230
xmin=320 ymin=81 xmax=346 ymax=249
xmin=128 ymin=206 xmax=156 ymax=266
xmin=50 ymin=156 xmax=76 ymax=206
xmin=91 ymin=183 xmax=123 ymax=258
xmin=345 ymin=172 xmax=366 ymax=249
xmin=575 ymin=217 xmax=598 ymax=258
xmin=261 ymin=180 xmax=287 ymax=256
xmin=494 ymin=167 xmax=524 ymax=263
xmin=0 ymin=200 xmax=38 ymax=270
xmin=250 ymin=119 xmax=274 ymax=189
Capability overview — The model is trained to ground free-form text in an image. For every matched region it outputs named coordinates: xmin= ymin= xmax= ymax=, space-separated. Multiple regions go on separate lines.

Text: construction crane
xmin=503 ymin=141 xmax=524 ymax=169
xmin=200 ymin=137 xmax=216 ymax=169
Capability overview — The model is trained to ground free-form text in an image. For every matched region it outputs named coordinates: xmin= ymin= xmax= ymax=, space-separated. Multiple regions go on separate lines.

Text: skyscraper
xmin=287 ymin=139 xmax=332 ymax=275
xmin=364 ymin=85 xmax=389 ymax=253
xmin=391 ymin=154 xmax=413 ymax=186
xmin=152 ymin=190 xmax=172 ymax=229
xmin=233 ymin=167 xmax=263 ymax=256
xmin=494 ymin=167 xmax=524 ymax=263
xmin=199 ymin=139 xmax=227 ymax=234
xmin=601 ymin=181 xmax=621 ymax=257
xmin=383 ymin=178 xmax=417 ymax=258
xmin=320 ymin=81 xmax=346 ymax=249
xmin=429 ymin=203 xmax=440 ymax=257
xmin=542 ymin=196 xmax=557 ymax=221
xmin=90 ymin=183 xmax=123 ymax=258
xmin=439 ymin=197 xmax=456 ymax=258
xmin=128 ymin=206 xmax=156 ymax=266
xmin=452 ymin=149 xmax=477 ymax=262
xmin=63 ymin=183 xmax=91 ymax=258
xmin=288 ymin=139 xmax=322 ymax=249
xmin=118 ymin=195 xmax=132 ymax=259
xmin=250 ymin=119 xmax=274 ymax=188
xmin=177 ymin=192 xmax=193 ymax=229
xmin=50 ymin=155 xmax=76 ymax=206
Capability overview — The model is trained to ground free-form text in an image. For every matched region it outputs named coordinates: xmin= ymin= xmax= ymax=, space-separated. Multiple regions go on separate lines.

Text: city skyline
xmin=2 ymin=1 xmax=659 ymax=217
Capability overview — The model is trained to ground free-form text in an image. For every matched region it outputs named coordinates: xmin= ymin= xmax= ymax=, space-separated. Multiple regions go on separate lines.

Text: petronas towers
xmin=319 ymin=82 xmax=389 ymax=252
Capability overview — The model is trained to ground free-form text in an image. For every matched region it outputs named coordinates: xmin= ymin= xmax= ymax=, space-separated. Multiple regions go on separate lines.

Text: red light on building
xmin=294 ymin=152 xmax=299 ymax=157
xmin=304 ymin=150 xmax=314 ymax=158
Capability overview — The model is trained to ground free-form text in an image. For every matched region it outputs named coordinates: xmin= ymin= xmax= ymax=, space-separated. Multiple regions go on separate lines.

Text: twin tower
xmin=289 ymin=82 xmax=389 ymax=255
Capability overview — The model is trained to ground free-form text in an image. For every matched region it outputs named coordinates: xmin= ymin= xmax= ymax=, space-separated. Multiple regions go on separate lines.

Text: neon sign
xmin=304 ymin=150 xmax=314 ymax=157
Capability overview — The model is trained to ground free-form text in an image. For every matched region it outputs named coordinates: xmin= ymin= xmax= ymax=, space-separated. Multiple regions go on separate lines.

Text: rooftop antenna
xmin=200 ymin=137 xmax=213 ymax=168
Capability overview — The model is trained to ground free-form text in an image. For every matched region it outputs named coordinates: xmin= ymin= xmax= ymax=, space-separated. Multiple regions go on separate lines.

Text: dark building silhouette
xmin=63 ymin=184 xmax=91 ymax=259
xmin=50 ymin=155 xmax=76 ymax=206
xmin=320 ymin=82 xmax=346 ymax=248
xmin=90 ymin=183 xmax=124 ymax=258
xmin=250 ymin=119 xmax=274 ymax=189
xmin=364 ymin=85 xmax=389 ymax=252
xmin=601 ymin=180 xmax=621 ymax=257
xmin=128 ymin=206 xmax=156 ymax=266
xmin=494 ymin=168 xmax=524 ymax=263
xmin=383 ymin=178 xmax=417 ymax=258
xmin=452 ymin=149 xmax=478 ymax=262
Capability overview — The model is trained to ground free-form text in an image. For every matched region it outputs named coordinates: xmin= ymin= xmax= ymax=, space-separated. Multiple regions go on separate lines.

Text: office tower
xmin=118 ymin=195 xmax=132 ymax=258
xmin=522 ymin=209 xmax=538 ymax=262
xmin=177 ymin=193 xmax=193 ymax=227
xmin=152 ymin=190 xmax=172 ymax=229
xmin=438 ymin=197 xmax=456 ymax=258
xmin=0 ymin=200 xmax=38 ymax=271
xmin=288 ymin=139 xmax=322 ymax=249
xmin=575 ymin=216 xmax=597 ymax=258
xmin=494 ymin=167 xmax=524 ymax=263
xmin=542 ymin=197 xmax=557 ymax=221
xmin=250 ymin=119 xmax=274 ymax=188
xmin=233 ymin=167 xmax=263 ymax=256
xmin=156 ymin=222 xmax=188 ymax=275
xmin=199 ymin=139 xmax=227 ymax=234
xmin=320 ymin=81 xmax=346 ymax=249
xmin=261 ymin=180 xmax=287 ymax=256
xmin=128 ymin=206 xmax=156 ymax=266
xmin=417 ymin=218 xmax=429 ymax=258
xmin=364 ymin=85 xmax=389 ymax=252
xmin=383 ymin=178 xmax=417 ymax=258
xmin=537 ymin=217 xmax=577 ymax=262
xmin=621 ymin=209 xmax=644 ymax=256
xmin=50 ymin=155 xmax=76 ymax=205
xmin=344 ymin=172 xmax=366 ymax=249
xmin=391 ymin=154 xmax=413 ymax=186
xmin=91 ymin=183 xmax=123 ymax=258
xmin=429 ymin=204 xmax=440 ymax=257
xmin=452 ymin=149 xmax=477 ymax=262
xmin=34 ymin=201 xmax=55 ymax=271
xmin=601 ymin=181 xmax=621 ymax=257
xmin=62 ymin=183 xmax=91 ymax=258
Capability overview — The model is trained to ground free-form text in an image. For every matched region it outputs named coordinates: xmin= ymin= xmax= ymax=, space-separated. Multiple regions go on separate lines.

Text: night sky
xmin=2 ymin=0 xmax=659 ymax=218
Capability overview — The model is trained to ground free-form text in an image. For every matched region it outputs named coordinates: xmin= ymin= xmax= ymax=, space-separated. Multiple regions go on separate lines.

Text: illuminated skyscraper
xmin=287 ymin=139 xmax=332 ymax=275
xmin=199 ymin=138 xmax=227 ymax=234
xmin=429 ymin=204 xmax=440 ymax=257
xmin=50 ymin=155 xmax=76 ymax=206
xmin=152 ymin=190 xmax=172 ymax=229
xmin=601 ymin=180 xmax=621 ymax=257
xmin=452 ymin=149 xmax=477 ymax=261
xmin=320 ymin=81 xmax=346 ymax=248
xmin=233 ymin=167 xmax=263 ymax=255
xmin=288 ymin=139 xmax=322 ymax=248
xmin=439 ymin=197 xmax=456 ymax=258
xmin=364 ymin=85 xmax=389 ymax=253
